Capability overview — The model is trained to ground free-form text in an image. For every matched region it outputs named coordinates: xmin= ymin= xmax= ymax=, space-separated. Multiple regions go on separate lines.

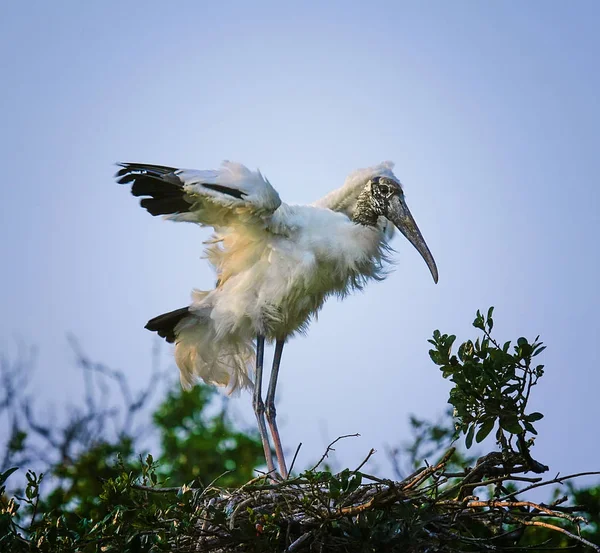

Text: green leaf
xmin=473 ymin=312 xmax=484 ymax=330
xmin=499 ymin=417 xmax=523 ymax=435
xmin=329 ymin=477 xmax=341 ymax=499
xmin=523 ymin=420 xmax=538 ymax=435
xmin=459 ymin=340 xmax=475 ymax=361
xmin=441 ymin=365 xmax=454 ymax=378
xmin=503 ymin=384 xmax=520 ymax=395
xmin=526 ymin=412 xmax=544 ymax=422
xmin=458 ymin=342 xmax=467 ymax=361
xmin=481 ymin=337 xmax=489 ymax=352
xmin=339 ymin=468 xmax=350 ymax=489
xmin=476 ymin=419 xmax=495 ymax=443
xmin=532 ymin=345 xmax=546 ymax=357
xmin=517 ymin=337 xmax=528 ymax=347
xmin=535 ymin=365 xmax=545 ymax=377
xmin=429 ymin=350 xmax=441 ymax=365
xmin=0 ymin=467 xmax=18 ymax=486
xmin=347 ymin=473 xmax=362 ymax=494
xmin=465 ymin=425 xmax=475 ymax=449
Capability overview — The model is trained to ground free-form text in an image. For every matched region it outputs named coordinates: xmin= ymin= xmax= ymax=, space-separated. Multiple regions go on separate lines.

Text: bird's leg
xmin=252 ymin=335 xmax=277 ymax=477
xmin=265 ymin=339 xmax=288 ymax=479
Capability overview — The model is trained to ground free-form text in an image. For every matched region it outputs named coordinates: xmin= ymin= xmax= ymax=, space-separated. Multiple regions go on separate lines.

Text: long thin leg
xmin=265 ymin=338 xmax=288 ymax=478
xmin=252 ymin=335 xmax=276 ymax=476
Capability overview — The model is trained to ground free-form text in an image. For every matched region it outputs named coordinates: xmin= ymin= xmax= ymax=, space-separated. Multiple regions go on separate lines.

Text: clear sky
xmin=1 ymin=1 xmax=599 ymax=478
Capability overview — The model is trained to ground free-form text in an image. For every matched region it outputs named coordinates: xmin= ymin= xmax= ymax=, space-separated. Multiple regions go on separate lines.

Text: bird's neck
xmin=352 ymin=190 xmax=379 ymax=227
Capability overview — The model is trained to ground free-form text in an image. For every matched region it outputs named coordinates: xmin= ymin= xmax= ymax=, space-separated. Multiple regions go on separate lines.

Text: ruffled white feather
xmin=169 ymin=162 xmax=400 ymax=394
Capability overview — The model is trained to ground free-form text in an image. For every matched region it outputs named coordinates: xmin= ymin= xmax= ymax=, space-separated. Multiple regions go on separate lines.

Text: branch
xmin=309 ymin=433 xmax=360 ymax=471
xmin=403 ymin=447 xmax=455 ymax=491
xmin=354 ymin=448 xmax=376 ymax=473
xmin=501 ymin=471 xmax=600 ymax=501
xmin=508 ymin=516 xmax=600 ymax=553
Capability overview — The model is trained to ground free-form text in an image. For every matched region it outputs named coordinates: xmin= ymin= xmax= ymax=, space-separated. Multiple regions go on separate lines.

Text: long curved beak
xmin=387 ymin=195 xmax=438 ymax=283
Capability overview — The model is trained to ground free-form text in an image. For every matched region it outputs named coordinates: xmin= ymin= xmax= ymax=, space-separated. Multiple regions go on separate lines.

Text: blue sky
xmin=1 ymin=1 xmax=599 ymax=477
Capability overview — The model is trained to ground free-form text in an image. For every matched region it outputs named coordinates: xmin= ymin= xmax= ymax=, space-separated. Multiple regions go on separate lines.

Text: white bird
xmin=116 ymin=160 xmax=438 ymax=478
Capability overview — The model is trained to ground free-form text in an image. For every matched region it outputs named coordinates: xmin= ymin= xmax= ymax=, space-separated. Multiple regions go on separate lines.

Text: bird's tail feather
xmin=146 ymin=306 xmax=254 ymax=395
xmin=145 ymin=307 xmax=190 ymax=343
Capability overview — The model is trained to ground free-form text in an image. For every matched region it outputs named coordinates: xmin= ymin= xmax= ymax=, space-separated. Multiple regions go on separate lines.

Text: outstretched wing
xmin=116 ymin=161 xmax=281 ymax=228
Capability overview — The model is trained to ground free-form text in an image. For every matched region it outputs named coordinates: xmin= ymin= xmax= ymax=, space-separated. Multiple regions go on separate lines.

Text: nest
xmin=134 ymin=446 xmax=599 ymax=553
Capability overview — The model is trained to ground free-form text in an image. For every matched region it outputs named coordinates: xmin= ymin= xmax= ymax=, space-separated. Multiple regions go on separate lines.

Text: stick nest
xmin=137 ymin=446 xmax=599 ymax=553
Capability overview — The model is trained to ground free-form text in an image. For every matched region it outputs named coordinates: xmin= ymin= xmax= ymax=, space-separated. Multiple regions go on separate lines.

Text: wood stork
xmin=116 ymin=160 xmax=438 ymax=478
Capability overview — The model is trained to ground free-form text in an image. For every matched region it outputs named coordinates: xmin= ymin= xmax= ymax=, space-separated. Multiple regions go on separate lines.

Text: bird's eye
xmin=378 ymin=184 xmax=391 ymax=196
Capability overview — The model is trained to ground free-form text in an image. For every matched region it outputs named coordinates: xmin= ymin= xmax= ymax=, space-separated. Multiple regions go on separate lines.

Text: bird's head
xmin=354 ymin=175 xmax=438 ymax=283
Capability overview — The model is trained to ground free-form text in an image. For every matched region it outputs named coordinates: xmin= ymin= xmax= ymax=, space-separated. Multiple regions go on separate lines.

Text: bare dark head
xmin=353 ymin=176 xmax=438 ymax=283
xmin=369 ymin=176 xmax=404 ymax=215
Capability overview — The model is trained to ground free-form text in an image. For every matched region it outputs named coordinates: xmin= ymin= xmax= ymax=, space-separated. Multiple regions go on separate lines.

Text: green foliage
xmin=429 ymin=307 xmax=546 ymax=461
xmin=571 ymin=483 xmax=600 ymax=543
xmin=1 ymin=308 xmax=599 ymax=552
xmin=0 ymin=379 xmax=264 ymax=551
xmin=44 ymin=439 xmax=136 ymax=524
xmin=153 ymin=386 xmax=264 ymax=488
xmin=2 ymin=456 xmax=175 ymax=551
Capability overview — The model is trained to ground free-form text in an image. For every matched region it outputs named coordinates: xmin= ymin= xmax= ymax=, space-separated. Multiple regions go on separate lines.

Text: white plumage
xmin=116 ymin=160 xmax=437 ymax=478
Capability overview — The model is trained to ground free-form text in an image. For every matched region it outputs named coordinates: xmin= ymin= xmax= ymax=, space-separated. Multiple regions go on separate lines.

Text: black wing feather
xmin=140 ymin=197 xmax=194 ymax=216
xmin=116 ymin=162 xmax=194 ymax=216
xmin=201 ymin=183 xmax=247 ymax=200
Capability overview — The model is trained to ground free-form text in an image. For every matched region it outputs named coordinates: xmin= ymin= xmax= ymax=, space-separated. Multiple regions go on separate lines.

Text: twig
xmin=132 ymin=484 xmax=182 ymax=494
xmin=236 ymin=474 xmax=270 ymax=492
xmin=203 ymin=470 xmax=233 ymax=493
xmin=403 ymin=448 xmax=455 ymax=491
xmin=229 ymin=497 xmax=254 ymax=530
xmin=335 ymin=486 xmax=399 ymax=517
xmin=201 ymin=498 xmax=216 ymax=533
xmin=501 ymin=471 xmax=600 ymax=501
xmin=288 ymin=442 xmax=302 ymax=477
xmin=442 ymin=470 xmax=540 ymax=481
xmin=240 ymin=476 xmax=305 ymax=491
xmin=441 ymin=499 xmax=587 ymax=524
xmin=455 ymin=474 xmax=543 ymax=496
xmin=285 ymin=531 xmax=312 ymax=552
xmin=359 ymin=472 xmax=391 ymax=485
xmin=508 ymin=516 xmax=600 ymax=552
xmin=310 ymin=433 xmax=360 ymax=471
xmin=354 ymin=448 xmax=376 ymax=473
